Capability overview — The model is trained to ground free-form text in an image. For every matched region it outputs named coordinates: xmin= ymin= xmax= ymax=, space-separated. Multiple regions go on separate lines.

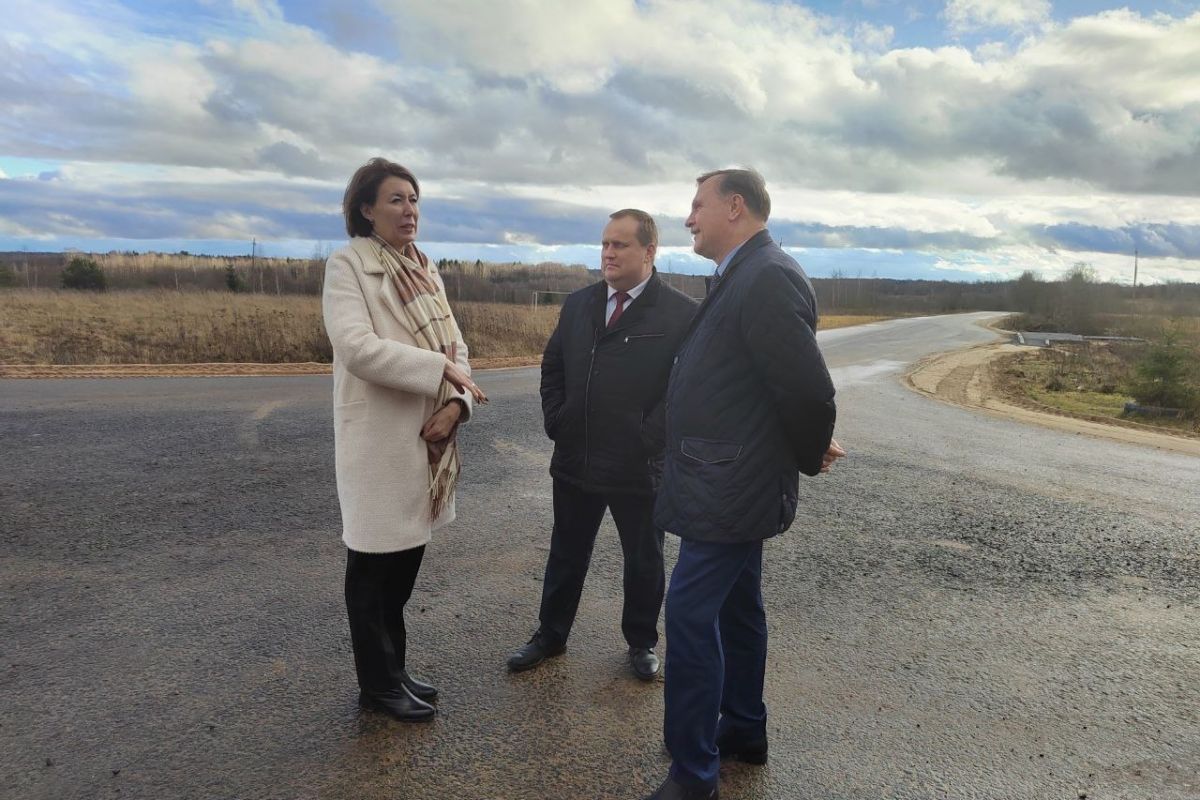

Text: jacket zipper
xmin=583 ymin=329 xmax=598 ymax=480
xmin=624 ymin=333 xmax=665 ymax=343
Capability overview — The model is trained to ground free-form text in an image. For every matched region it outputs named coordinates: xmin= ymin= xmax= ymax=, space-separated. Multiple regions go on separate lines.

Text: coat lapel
xmin=378 ymin=279 xmax=409 ymax=334
xmin=590 ymin=280 xmax=610 ymax=332
xmin=351 ymin=237 xmax=411 ymax=327
xmin=677 ymin=230 xmax=773 ymax=347
xmin=604 ymin=271 xmax=661 ymax=337
xmin=717 ymin=229 xmax=771 ymax=286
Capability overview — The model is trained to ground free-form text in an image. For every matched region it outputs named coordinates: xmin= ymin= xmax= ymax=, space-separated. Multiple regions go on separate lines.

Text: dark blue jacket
xmin=653 ymin=231 xmax=836 ymax=542
xmin=541 ymin=271 xmax=698 ymax=495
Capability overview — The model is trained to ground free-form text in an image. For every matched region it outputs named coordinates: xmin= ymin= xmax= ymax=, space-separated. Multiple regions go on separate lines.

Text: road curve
xmin=2 ymin=312 xmax=1198 ymax=800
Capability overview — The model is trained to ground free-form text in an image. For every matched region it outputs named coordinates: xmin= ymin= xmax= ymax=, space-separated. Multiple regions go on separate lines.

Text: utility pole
xmin=1132 ymin=247 xmax=1138 ymax=303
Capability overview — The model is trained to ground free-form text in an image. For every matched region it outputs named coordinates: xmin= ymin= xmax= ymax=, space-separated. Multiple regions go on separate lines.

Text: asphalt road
xmin=3 ymin=312 xmax=1199 ymax=800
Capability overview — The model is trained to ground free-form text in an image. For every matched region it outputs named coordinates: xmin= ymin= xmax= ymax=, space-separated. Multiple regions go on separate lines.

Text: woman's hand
xmin=444 ymin=360 xmax=488 ymax=404
xmin=421 ymin=401 xmax=463 ymax=442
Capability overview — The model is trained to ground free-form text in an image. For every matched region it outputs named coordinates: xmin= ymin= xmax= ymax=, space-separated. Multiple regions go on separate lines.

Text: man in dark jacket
xmin=507 ymin=209 xmax=698 ymax=681
xmin=643 ymin=170 xmax=845 ymax=800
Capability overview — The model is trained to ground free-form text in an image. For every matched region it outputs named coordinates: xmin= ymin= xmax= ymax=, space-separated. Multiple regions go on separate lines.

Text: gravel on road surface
xmin=3 ymin=312 xmax=1198 ymax=800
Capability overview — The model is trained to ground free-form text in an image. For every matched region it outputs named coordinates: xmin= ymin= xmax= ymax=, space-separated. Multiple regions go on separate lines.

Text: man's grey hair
xmin=696 ymin=168 xmax=771 ymax=222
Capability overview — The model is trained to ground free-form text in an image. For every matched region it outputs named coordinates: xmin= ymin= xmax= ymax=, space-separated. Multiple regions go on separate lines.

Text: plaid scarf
xmin=371 ymin=234 xmax=464 ymax=521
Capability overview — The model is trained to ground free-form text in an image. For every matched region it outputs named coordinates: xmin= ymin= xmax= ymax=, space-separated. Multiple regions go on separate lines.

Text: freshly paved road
xmin=3 ymin=312 xmax=1198 ymax=800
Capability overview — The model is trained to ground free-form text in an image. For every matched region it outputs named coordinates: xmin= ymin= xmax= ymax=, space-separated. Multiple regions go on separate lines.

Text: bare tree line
xmin=0 ymin=251 xmax=324 ymax=294
xmin=1007 ymin=264 xmax=1200 ymax=333
xmin=2 ymin=251 xmax=1197 ymax=319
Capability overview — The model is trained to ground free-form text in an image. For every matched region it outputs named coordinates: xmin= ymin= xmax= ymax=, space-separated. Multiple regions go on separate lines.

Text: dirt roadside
xmin=10 ymin=325 xmax=1197 ymax=458
xmin=906 ymin=340 xmax=1200 ymax=457
xmin=0 ymin=355 xmax=540 ymax=379
xmin=0 ymin=314 xmax=896 ymax=379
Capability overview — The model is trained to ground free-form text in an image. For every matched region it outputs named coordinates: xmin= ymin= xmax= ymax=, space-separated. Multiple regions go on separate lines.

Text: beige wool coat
xmin=322 ymin=236 xmax=474 ymax=553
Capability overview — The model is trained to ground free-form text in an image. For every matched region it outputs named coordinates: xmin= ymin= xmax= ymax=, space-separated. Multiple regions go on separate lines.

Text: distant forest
xmin=2 ymin=250 xmax=1197 ymax=319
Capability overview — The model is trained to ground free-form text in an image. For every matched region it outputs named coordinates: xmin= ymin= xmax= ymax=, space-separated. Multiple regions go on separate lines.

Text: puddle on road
xmin=829 ymin=360 xmax=907 ymax=386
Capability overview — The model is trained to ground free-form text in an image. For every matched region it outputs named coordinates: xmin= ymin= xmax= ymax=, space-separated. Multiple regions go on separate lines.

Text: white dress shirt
xmin=606 ymin=273 xmax=652 ymax=325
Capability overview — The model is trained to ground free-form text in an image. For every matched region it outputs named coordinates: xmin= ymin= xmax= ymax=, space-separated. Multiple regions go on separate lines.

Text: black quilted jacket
xmin=541 ymin=272 xmax=698 ymax=495
xmin=653 ymin=230 xmax=836 ymax=543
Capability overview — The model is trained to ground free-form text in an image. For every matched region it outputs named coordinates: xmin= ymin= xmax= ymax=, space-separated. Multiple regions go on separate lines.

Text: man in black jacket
xmin=507 ymin=209 xmax=698 ymax=681
xmin=643 ymin=170 xmax=845 ymax=800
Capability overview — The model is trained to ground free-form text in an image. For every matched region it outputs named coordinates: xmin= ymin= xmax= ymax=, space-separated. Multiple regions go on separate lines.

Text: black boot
xmin=401 ymin=670 xmax=438 ymax=701
xmin=506 ymin=628 xmax=566 ymax=672
xmin=359 ymin=685 xmax=435 ymax=722
xmin=643 ymin=776 xmax=718 ymax=799
xmin=628 ymin=647 xmax=660 ymax=681
xmin=716 ymin=730 xmax=768 ymax=764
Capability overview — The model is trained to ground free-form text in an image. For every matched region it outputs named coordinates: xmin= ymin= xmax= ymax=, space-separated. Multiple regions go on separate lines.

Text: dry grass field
xmin=0 ymin=289 xmax=885 ymax=367
xmin=0 ymin=290 xmax=333 ymax=364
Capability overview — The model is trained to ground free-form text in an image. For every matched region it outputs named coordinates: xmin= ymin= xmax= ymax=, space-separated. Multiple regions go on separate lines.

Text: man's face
xmin=601 ymin=216 xmax=655 ymax=291
xmin=685 ymin=176 xmax=732 ymax=263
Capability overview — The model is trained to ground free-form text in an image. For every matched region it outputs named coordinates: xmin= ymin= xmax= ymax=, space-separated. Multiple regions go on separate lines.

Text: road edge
xmin=904 ymin=339 xmax=1200 ymax=457
xmin=0 ymin=355 xmax=542 ymax=379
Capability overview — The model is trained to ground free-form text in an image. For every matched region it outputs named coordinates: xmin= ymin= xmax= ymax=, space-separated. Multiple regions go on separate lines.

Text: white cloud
xmin=502 ymin=231 xmax=539 ymax=245
xmin=1 ymin=0 xmax=1198 ymax=277
xmin=7 ymin=1 xmax=1198 ymax=196
xmin=855 ymin=21 xmax=896 ymax=51
xmin=383 ymin=0 xmax=635 ymax=93
xmin=229 ymin=0 xmax=283 ymax=25
xmin=0 ymin=216 xmax=37 ymax=237
xmin=932 ymin=244 xmax=1199 ymax=283
xmin=943 ymin=0 xmax=1050 ymax=33
xmin=193 ymin=210 xmax=280 ymax=239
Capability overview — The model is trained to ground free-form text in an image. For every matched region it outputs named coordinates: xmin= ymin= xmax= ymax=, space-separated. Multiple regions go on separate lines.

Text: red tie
xmin=608 ymin=291 xmax=629 ymax=328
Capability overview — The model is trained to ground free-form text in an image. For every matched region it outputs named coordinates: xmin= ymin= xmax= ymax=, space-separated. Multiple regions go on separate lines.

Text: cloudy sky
xmin=2 ymin=0 xmax=1198 ymax=282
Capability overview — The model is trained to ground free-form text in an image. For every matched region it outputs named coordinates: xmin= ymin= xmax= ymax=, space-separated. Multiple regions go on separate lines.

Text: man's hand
xmin=819 ymin=439 xmax=846 ymax=473
xmin=421 ymin=401 xmax=463 ymax=443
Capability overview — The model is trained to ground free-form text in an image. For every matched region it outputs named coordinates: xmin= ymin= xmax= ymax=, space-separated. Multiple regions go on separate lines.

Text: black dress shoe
xmin=716 ymin=730 xmax=768 ymax=765
xmin=629 ymin=647 xmax=660 ymax=681
xmin=400 ymin=670 xmax=437 ymax=701
xmin=643 ymin=776 xmax=718 ymax=800
xmin=358 ymin=685 xmax=435 ymax=722
xmin=506 ymin=629 xmax=566 ymax=672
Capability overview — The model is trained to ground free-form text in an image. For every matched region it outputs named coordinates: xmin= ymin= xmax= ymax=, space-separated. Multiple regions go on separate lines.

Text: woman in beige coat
xmin=323 ymin=158 xmax=487 ymax=722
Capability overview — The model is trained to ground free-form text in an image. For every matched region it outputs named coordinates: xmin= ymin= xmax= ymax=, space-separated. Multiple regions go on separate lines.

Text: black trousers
xmin=345 ymin=545 xmax=425 ymax=693
xmin=538 ymin=477 xmax=664 ymax=649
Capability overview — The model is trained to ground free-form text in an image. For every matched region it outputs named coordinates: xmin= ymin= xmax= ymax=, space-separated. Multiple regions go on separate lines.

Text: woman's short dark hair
xmin=696 ymin=168 xmax=771 ymax=222
xmin=343 ymin=158 xmax=420 ymax=238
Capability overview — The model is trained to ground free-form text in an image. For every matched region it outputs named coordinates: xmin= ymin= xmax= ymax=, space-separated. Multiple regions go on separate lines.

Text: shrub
xmin=225 ymin=264 xmax=246 ymax=292
xmin=61 ymin=257 xmax=107 ymax=291
xmin=1125 ymin=333 xmax=1199 ymax=412
xmin=0 ymin=263 xmax=15 ymax=288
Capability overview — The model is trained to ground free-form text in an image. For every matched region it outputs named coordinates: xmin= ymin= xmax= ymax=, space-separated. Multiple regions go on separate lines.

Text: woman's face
xmin=362 ymin=175 xmax=419 ymax=249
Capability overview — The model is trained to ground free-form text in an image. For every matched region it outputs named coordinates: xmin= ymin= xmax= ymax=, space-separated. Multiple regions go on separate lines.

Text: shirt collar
xmin=715 ymin=237 xmax=753 ymax=277
xmin=607 ymin=272 xmax=652 ymax=300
